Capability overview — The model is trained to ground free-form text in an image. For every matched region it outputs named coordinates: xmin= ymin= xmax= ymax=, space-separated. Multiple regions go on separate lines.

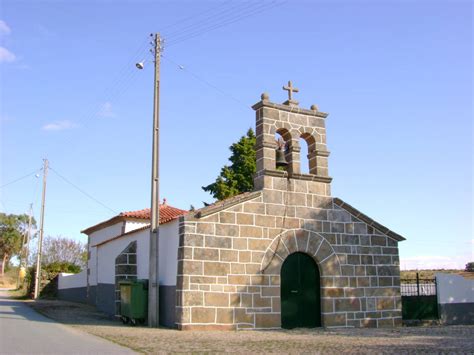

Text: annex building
xmin=60 ymin=83 xmax=405 ymax=330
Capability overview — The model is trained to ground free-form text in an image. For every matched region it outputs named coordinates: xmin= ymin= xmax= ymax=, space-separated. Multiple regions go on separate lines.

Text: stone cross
xmin=283 ymin=81 xmax=299 ymax=101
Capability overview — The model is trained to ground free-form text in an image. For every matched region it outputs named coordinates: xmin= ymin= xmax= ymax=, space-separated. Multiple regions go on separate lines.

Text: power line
xmin=0 ymin=168 xmax=42 ymax=189
xmin=162 ymin=54 xmax=251 ymax=111
xmin=158 ymin=0 xmax=231 ymax=34
xmin=166 ymin=1 xmax=286 ymax=47
xmin=74 ymin=36 xmax=150 ymax=127
xmin=49 ymin=167 xmax=118 ymax=214
xmin=163 ymin=1 xmax=261 ymax=40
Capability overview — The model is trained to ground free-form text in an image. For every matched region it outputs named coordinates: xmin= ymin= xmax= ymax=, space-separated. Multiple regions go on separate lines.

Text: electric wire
xmin=163 ymin=1 xmax=261 ymax=40
xmin=49 ymin=167 xmax=118 ymax=214
xmin=157 ymin=0 xmax=231 ymax=34
xmin=166 ymin=1 xmax=285 ymax=47
xmin=0 ymin=168 xmax=42 ymax=189
xmin=74 ymin=36 xmax=150 ymax=127
xmin=162 ymin=54 xmax=251 ymax=111
xmin=63 ymin=1 xmax=286 ymax=128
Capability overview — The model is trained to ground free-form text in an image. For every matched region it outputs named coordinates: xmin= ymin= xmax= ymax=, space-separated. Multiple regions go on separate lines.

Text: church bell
xmin=275 ymin=147 xmax=289 ymax=168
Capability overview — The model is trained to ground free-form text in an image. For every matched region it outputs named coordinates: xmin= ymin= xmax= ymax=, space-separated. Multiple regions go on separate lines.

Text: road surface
xmin=0 ymin=289 xmax=135 ymax=354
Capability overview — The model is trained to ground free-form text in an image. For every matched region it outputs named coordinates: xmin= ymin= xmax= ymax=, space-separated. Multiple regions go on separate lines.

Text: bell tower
xmin=252 ymin=82 xmax=332 ymax=196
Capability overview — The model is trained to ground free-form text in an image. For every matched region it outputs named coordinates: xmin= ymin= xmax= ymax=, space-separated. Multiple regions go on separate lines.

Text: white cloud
xmin=0 ymin=46 xmax=16 ymax=63
xmin=42 ymin=120 xmax=78 ymax=131
xmin=0 ymin=20 xmax=11 ymax=36
xmin=98 ymin=101 xmax=116 ymax=118
xmin=400 ymin=255 xmax=469 ymax=270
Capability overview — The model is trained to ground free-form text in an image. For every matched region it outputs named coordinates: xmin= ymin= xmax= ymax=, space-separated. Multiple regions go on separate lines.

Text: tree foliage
xmin=42 ymin=235 xmax=87 ymax=269
xmin=465 ymin=262 xmax=474 ymax=272
xmin=0 ymin=213 xmax=36 ymax=275
xmin=202 ymin=128 xmax=256 ymax=201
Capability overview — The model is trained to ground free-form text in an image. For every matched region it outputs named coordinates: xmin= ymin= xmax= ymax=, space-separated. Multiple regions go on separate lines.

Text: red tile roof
xmin=120 ymin=204 xmax=187 ymax=224
xmin=82 ymin=203 xmax=187 ymax=235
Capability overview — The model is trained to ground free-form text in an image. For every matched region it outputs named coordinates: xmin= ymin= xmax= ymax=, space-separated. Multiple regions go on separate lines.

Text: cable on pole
xmin=162 ymin=54 xmax=251 ymax=111
xmin=0 ymin=168 xmax=42 ymax=189
xmin=49 ymin=167 xmax=118 ymax=214
xmin=165 ymin=1 xmax=286 ymax=47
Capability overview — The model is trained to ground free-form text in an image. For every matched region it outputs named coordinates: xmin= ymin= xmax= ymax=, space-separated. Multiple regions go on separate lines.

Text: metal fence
xmin=401 ymin=275 xmax=437 ymax=296
xmin=400 ymin=273 xmax=439 ymax=320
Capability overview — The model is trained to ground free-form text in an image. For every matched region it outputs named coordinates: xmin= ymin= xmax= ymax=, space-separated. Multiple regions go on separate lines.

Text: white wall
xmin=58 ymin=270 xmax=87 ymax=289
xmin=124 ymin=220 xmax=149 ymax=233
xmin=97 ymin=228 xmax=149 ymax=284
xmin=89 ymin=222 xmax=124 ymax=247
xmin=94 ymin=219 xmax=179 ymax=286
xmin=159 ymin=219 xmax=180 ymax=286
xmin=436 ymin=273 xmax=474 ymax=304
xmin=88 ymin=246 xmax=98 ymax=286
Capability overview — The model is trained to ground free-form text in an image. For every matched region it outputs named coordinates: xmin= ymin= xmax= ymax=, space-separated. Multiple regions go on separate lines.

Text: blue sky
xmin=1 ymin=0 xmax=472 ymax=269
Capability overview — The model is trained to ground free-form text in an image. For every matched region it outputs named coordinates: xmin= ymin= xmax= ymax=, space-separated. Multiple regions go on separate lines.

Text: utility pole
xmin=148 ymin=33 xmax=162 ymax=327
xmin=34 ymin=159 xmax=48 ymax=299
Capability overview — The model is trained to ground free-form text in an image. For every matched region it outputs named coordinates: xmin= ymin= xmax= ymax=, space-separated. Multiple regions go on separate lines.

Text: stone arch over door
xmin=260 ymin=229 xmax=342 ymax=277
xmin=259 ymin=229 xmax=343 ymax=328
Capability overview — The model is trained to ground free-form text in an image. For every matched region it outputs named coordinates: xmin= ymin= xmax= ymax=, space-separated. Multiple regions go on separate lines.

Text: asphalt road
xmin=0 ymin=289 xmax=135 ymax=354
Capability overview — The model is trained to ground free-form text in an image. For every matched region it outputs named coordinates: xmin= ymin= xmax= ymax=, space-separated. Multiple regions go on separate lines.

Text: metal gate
xmin=281 ymin=252 xmax=321 ymax=328
xmin=401 ymin=273 xmax=439 ymax=320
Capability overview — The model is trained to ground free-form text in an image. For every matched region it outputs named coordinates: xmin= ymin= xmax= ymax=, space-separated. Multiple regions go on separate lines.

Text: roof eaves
xmin=192 ymin=191 xmax=262 ymax=219
xmin=93 ymin=224 xmax=150 ymax=247
xmin=333 ymin=197 xmax=406 ymax=242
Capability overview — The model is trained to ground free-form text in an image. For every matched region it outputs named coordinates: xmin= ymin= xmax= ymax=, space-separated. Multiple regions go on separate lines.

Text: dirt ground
xmin=27 ymin=299 xmax=474 ymax=354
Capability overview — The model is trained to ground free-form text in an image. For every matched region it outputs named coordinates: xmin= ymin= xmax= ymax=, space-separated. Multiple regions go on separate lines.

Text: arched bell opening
xmin=281 ymin=252 xmax=321 ymax=329
xmin=275 ymin=128 xmax=292 ymax=170
xmin=300 ymin=132 xmax=317 ymax=175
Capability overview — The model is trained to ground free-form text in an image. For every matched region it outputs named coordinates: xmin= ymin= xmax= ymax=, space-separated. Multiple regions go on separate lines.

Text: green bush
xmin=24 ymin=262 xmax=81 ymax=298
xmin=466 ymin=262 xmax=474 ymax=272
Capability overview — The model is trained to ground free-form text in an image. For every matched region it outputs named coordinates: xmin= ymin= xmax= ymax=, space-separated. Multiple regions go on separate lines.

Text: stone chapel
xmin=175 ymin=83 xmax=405 ymax=330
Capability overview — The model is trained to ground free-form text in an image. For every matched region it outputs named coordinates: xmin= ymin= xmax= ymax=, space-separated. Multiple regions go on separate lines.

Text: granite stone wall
xmin=175 ymin=98 xmax=403 ymax=330
xmin=176 ymin=190 xmax=402 ymax=330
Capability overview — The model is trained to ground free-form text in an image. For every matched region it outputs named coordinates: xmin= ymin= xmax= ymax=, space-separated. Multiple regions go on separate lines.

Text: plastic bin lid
xmin=118 ymin=279 xmax=134 ymax=285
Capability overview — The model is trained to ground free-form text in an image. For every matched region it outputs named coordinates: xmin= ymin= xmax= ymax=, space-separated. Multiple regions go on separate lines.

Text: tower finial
xmin=282 ymin=81 xmax=299 ymax=106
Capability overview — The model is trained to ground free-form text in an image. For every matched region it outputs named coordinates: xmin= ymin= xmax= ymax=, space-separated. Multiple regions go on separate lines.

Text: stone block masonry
xmin=176 ymin=188 xmax=403 ymax=330
xmin=175 ymin=95 xmax=404 ymax=330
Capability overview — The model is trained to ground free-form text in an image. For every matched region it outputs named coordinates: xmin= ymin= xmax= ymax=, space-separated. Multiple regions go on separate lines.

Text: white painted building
xmin=58 ymin=203 xmax=186 ymax=327
xmin=436 ymin=273 xmax=474 ymax=325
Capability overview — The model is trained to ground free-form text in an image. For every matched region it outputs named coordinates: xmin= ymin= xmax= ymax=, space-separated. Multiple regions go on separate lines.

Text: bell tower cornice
xmin=252 ymin=86 xmax=333 ymax=196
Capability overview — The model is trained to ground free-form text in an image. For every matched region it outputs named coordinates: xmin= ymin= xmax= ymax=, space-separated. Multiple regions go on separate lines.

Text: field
xmin=400 ymin=269 xmax=474 ymax=279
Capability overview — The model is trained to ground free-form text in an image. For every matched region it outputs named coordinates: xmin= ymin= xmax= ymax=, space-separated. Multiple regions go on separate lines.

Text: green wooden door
xmin=281 ymin=252 xmax=321 ymax=329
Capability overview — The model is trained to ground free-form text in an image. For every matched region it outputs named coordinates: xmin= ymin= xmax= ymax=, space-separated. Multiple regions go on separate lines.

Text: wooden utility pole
xmin=148 ymin=33 xmax=162 ymax=327
xmin=34 ymin=159 xmax=48 ymax=299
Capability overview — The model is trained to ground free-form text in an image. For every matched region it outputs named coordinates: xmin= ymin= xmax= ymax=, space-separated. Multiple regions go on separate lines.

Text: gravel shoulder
xmin=27 ymin=299 xmax=474 ymax=354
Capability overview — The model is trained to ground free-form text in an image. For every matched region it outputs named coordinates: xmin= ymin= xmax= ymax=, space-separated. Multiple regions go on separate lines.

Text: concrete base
xmin=97 ymin=283 xmax=116 ymax=316
xmin=439 ymin=303 xmax=474 ymax=325
xmin=58 ymin=287 xmax=87 ymax=303
xmin=160 ymin=285 xmax=176 ymax=328
xmin=78 ymin=283 xmax=176 ymax=328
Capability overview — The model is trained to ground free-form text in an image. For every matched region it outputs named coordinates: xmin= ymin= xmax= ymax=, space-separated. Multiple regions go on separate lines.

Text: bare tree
xmin=42 ymin=236 xmax=87 ymax=268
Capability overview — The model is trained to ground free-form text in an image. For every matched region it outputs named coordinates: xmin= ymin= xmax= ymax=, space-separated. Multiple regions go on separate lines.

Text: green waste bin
xmin=119 ymin=279 xmax=148 ymax=325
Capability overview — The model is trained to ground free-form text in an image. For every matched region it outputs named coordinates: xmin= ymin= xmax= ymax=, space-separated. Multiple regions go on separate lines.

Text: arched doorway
xmin=281 ymin=252 xmax=321 ymax=328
